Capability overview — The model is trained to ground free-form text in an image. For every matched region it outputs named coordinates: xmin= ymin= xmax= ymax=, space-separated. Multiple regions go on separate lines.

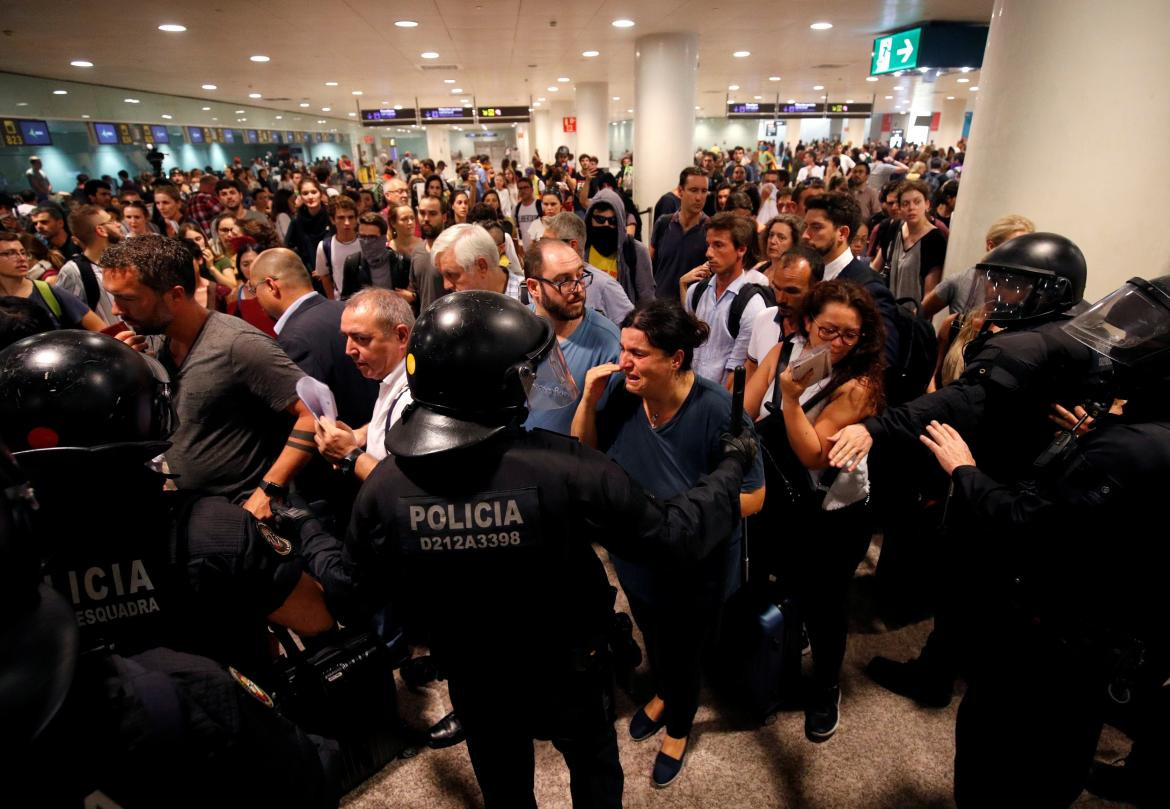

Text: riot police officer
xmin=0 ymin=330 xmax=335 ymax=673
xmin=332 ymin=291 xmax=755 ymax=809
xmin=826 ymin=233 xmax=1113 ymax=704
xmin=916 ymin=274 xmax=1170 ymax=807
xmin=0 ymin=440 xmax=341 ymax=808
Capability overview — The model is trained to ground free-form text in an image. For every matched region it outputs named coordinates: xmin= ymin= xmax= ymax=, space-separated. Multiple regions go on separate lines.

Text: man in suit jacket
xmin=800 ymin=192 xmax=901 ymax=367
xmin=249 ymin=248 xmax=379 ymax=428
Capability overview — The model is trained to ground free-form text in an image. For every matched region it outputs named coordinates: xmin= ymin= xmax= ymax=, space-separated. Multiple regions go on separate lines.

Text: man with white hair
xmin=431 ymin=223 xmax=523 ymax=299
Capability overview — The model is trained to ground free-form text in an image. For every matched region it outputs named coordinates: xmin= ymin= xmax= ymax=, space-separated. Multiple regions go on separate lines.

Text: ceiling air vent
xmin=419 ymin=64 xmax=460 ymax=71
xmin=811 ymin=63 xmax=846 ymax=69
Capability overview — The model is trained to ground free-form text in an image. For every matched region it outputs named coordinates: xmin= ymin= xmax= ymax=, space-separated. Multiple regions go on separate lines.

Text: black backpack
xmin=688 ymin=276 xmax=776 ymax=339
xmin=71 ymin=252 xmax=103 ymax=310
xmin=884 ymin=297 xmax=938 ymax=406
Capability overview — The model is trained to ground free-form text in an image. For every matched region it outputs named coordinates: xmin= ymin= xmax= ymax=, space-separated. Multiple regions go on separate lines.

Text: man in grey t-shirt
xmin=102 ymin=234 xmax=317 ymax=520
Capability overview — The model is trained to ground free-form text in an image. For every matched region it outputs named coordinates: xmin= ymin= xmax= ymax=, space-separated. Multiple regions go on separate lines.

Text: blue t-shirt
xmin=525 ymin=308 xmax=621 ymax=435
xmin=597 ymin=373 xmax=765 ymax=602
xmin=28 ymin=281 xmax=90 ymax=329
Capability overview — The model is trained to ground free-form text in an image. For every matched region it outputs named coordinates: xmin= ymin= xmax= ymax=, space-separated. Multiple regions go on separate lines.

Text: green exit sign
xmin=871 ymin=27 xmax=922 ymax=75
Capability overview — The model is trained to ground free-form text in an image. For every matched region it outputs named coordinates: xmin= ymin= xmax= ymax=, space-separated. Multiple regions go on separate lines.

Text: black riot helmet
xmin=1064 ymin=276 xmax=1170 ymax=378
xmin=0 ymin=441 xmax=79 ymax=743
xmin=0 ymin=330 xmax=175 ymax=458
xmin=966 ymin=232 xmax=1087 ymax=328
xmin=387 ymin=291 xmax=578 ymax=458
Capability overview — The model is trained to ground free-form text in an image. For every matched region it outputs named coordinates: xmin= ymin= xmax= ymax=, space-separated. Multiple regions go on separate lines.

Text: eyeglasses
xmin=591 ymin=213 xmax=617 ymax=226
xmin=813 ymin=319 xmax=862 ymax=345
xmin=0 ymin=249 xmax=29 ymax=260
xmin=536 ymin=272 xmax=593 ymax=295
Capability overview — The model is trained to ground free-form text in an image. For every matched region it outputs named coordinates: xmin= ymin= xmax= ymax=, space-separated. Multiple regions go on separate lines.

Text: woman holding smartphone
xmin=744 ymin=280 xmax=885 ymax=743
xmin=573 ymin=299 xmax=765 ymax=787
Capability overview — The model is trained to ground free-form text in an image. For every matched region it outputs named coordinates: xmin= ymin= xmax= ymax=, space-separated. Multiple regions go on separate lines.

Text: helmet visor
xmin=518 ymin=341 xmax=579 ymax=412
xmin=967 ymin=268 xmax=1069 ymax=323
xmin=1062 ymin=281 xmax=1170 ymax=366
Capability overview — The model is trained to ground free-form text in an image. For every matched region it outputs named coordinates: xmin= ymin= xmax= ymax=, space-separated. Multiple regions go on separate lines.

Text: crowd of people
xmin=1 ymin=132 xmax=1166 ymax=809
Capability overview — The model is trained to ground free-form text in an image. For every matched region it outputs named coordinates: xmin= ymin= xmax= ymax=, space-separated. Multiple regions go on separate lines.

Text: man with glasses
xmin=523 ymin=239 xmax=619 ymax=434
xmin=545 ymin=212 xmax=633 ymax=326
xmin=650 ymin=167 xmax=711 ymax=300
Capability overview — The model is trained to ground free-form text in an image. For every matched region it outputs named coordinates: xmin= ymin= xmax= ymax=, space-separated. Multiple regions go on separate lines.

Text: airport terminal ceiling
xmin=2 ymin=0 xmax=991 ymax=122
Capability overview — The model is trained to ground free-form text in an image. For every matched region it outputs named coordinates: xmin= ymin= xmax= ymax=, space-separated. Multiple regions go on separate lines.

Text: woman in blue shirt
xmin=573 ymin=299 xmax=765 ymax=787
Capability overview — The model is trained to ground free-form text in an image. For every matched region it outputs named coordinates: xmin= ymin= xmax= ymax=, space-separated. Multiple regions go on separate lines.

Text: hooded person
xmin=584 ymin=188 xmax=655 ymax=305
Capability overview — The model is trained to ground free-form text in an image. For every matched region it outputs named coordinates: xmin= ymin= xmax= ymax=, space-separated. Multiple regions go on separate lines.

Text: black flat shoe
xmin=628 ymin=706 xmax=665 ymax=742
xmin=652 ymin=738 xmax=688 ymax=788
xmin=427 ymin=711 xmax=465 ymax=749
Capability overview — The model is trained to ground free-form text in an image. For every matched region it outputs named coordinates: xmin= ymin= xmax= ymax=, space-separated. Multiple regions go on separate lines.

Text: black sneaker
xmin=805 ymin=685 xmax=840 ymax=742
xmin=865 ymin=656 xmax=953 ymax=708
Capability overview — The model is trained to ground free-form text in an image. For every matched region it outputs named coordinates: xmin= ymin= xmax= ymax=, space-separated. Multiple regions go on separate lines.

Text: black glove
xmin=720 ymin=431 xmax=758 ymax=470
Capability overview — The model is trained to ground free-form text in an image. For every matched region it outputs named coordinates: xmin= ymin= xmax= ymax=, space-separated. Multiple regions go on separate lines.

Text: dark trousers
xmin=954 ymin=618 xmax=1105 ymax=809
xmin=780 ymin=500 xmax=873 ymax=691
xmin=448 ymin=666 xmax=623 ymax=809
xmin=626 ymin=587 xmax=724 ymax=739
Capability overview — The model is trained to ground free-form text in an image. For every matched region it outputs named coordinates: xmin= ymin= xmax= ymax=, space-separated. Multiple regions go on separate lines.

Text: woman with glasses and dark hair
xmin=744 ymin=279 xmax=885 ymax=743
xmin=572 ymin=298 xmax=765 ymax=788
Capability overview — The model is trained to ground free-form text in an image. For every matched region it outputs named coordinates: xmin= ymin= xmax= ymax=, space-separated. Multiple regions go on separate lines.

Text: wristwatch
xmin=259 ymin=479 xmax=289 ymax=499
xmin=337 ymin=448 xmax=364 ymax=477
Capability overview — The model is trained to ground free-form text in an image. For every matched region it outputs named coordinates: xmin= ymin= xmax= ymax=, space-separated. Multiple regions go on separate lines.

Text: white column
xmin=531 ymin=109 xmax=554 ymax=162
xmin=907 ymin=78 xmax=935 ymax=144
xmin=634 ymin=32 xmax=699 ymax=212
xmin=425 ymin=125 xmax=451 ymax=166
xmin=549 ymin=100 xmax=577 ymax=157
xmin=844 ymin=118 xmax=867 ymax=146
xmin=933 ymin=96 xmax=967 ymax=151
xmin=575 ymin=81 xmax=610 ymax=168
xmin=513 ymin=123 xmax=531 ymax=163
xmin=786 ymin=119 xmax=802 ymax=150
xmin=943 ymin=0 xmax=1170 ymax=300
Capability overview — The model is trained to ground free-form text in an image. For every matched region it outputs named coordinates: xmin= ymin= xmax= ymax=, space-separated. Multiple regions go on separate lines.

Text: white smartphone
xmin=788 ymin=343 xmax=832 ymax=385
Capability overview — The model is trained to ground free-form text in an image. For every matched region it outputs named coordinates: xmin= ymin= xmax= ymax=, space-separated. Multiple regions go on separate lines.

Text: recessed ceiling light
xmin=248 ymin=93 xmax=262 ymax=99
xmin=351 ymin=90 xmax=363 ymax=95
xmin=810 ymin=21 xmax=833 ymax=30
xmin=321 ymin=107 xmax=331 ymax=112
xmin=53 ymin=90 xmax=68 ymax=95
xmin=211 ymin=117 xmax=218 ymax=121
xmin=250 ymin=55 xmax=270 ymax=62
xmin=70 ymin=60 xmax=93 ymax=68
xmin=582 ymin=50 xmax=599 ymax=57
xmin=201 ymin=83 xmax=217 ymax=90
xmin=461 ymin=99 xmax=469 ymax=104
xmin=768 ymin=76 xmax=781 ymax=81
xmin=318 ymin=119 xmax=326 ymax=123
xmin=813 ymin=85 xmax=824 ymax=90
xmin=970 ymin=86 xmax=979 ymax=91
xmin=846 ymin=99 xmax=854 ymax=103
xmin=533 ymin=101 xmax=541 ymax=107
xmin=81 ymin=114 xmax=90 ymax=118
xmin=919 ymin=67 xmax=931 ymax=73
xmin=16 ymin=102 xmax=28 ymax=107
xmin=299 ymin=102 xmax=310 ymax=107
xmin=957 ymin=78 xmax=970 ymax=83
xmin=866 ymin=76 xmax=879 ymax=82
xmin=787 ymin=98 xmax=796 ymax=103
xmin=733 ymin=50 xmax=750 ymax=58
xmin=394 ymin=104 xmax=403 ymax=110
xmin=420 ymin=51 xmax=439 ymax=59
xmin=394 ymin=20 xmax=418 ymax=27
xmin=275 ymin=115 xmax=282 ymax=119
xmin=201 ymin=106 xmax=211 ymax=110
xmin=161 ymin=114 xmax=172 ymax=119
xmin=728 ymin=84 xmax=739 ymax=90
xmin=557 ymin=77 xmax=570 ymax=82
xmin=452 ymin=88 xmax=463 ymax=93
xmin=124 ymin=98 xmax=140 ymax=103
xmin=235 ymin=109 xmax=245 ymax=113
xmin=537 ymin=97 xmax=546 ymax=101
xmin=627 ymin=108 xmax=633 ymax=113
xmin=443 ymin=80 xmax=456 ymax=85
xmin=959 ymin=66 xmax=972 ymax=73
xmin=611 ymin=19 xmax=635 ymax=28
xmin=885 ymin=95 xmax=893 ymax=99
xmin=753 ymin=95 xmax=762 ymax=100
xmin=158 ymin=24 xmax=186 ymax=32
xmin=612 ymin=96 xmax=620 ymax=101
xmin=348 ymin=112 xmax=356 ymax=116
xmin=548 ymin=86 xmax=558 ymax=92
xmin=694 ymin=105 xmax=701 ymax=110
xmin=946 ymin=96 xmax=956 ymax=100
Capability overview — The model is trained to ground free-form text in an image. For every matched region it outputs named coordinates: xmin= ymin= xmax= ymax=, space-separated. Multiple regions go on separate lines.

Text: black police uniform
xmin=339 ymin=426 xmax=746 ymax=809
xmin=946 ymin=417 xmax=1170 ymax=808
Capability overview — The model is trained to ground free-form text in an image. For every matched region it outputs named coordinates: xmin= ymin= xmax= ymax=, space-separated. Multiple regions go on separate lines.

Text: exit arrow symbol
xmin=897 ymin=39 xmax=914 ymax=61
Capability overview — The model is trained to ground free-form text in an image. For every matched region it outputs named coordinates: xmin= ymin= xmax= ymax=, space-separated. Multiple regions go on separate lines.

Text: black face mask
xmin=590 ymin=226 xmax=617 ymax=256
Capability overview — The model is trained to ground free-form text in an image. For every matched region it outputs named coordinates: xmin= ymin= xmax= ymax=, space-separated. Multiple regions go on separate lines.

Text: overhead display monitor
xmin=186 ymin=126 xmax=205 ymax=144
xmin=94 ymin=122 xmax=120 ymax=144
xmin=361 ymin=108 xmax=419 ymax=126
xmin=779 ymin=102 xmax=821 ymax=115
xmin=728 ymin=102 xmax=778 ymax=118
xmin=222 ymin=128 xmax=235 ymax=143
xmin=477 ymin=105 xmax=530 ymax=123
xmin=245 ymin=129 xmax=258 ymax=143
xmin=271 ymin=131 xmax=282 ymax=144
xmin=420 ymin=106 xmax=475 ymax=124
xmin=149 ymin=125 xmax=170 ymax=144
xmin=870 ymin=23 xmax=988 ymax=76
